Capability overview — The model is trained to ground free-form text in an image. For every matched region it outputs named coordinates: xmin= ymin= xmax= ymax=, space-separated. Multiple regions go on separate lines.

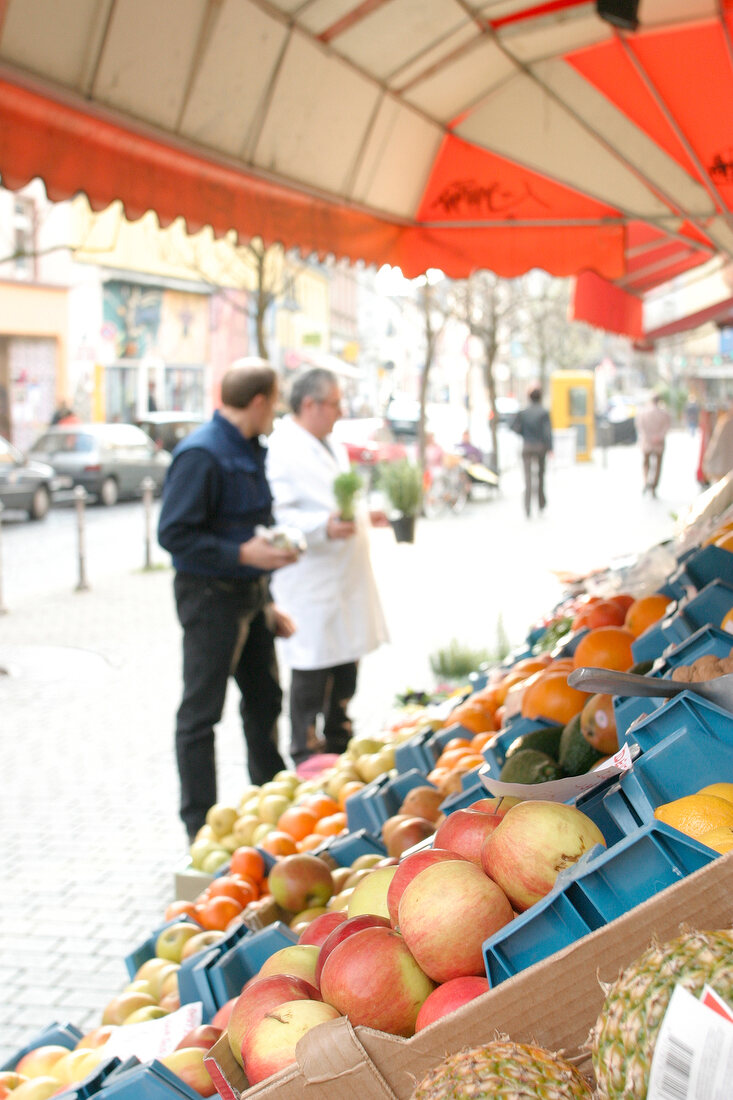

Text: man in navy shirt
xmin=159 ymin=359 xmax=299 ymax=841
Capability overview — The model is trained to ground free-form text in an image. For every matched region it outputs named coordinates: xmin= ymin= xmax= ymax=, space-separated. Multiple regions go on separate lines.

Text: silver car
xmin=28 ymin=423 xmax=171 ymax=506
xmin=0 ymin=434 xmax=70 ymax=519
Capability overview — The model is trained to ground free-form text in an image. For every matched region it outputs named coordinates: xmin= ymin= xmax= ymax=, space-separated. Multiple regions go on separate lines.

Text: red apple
xmin=414 ymin=976 xmax=490 ymax=1031
xmin=266 ymin=854 xmax=334 ymax=913
xmin=226 ymin=973 xmax=320 ymax=1066
xmin=315 ymin=913 xmax=391 ymax=985
xmin=467 ymin=796 xmax=521 ymax=816
xmin=160 ymin=1047 xmax=216 ymax=1096
xmin=432 ymin=809 xmax=505 ymax=865
xmin=14 ymin=1047 xmax=69 ymax=1079
xmin=211 ymin=998 xmax=237 ymax=1029
xmin=398 ymin=860 xmax=513 ymax=982
xmin=384 ymin=816 xmax=436 ymax=858
xmin=320 ymin=926 xmax=434 ymax=1036
xmin=175 ymin=1025 xmax=222 ymax=1052
xmin=242 ymin=1000 xmax=341 ymax=1085
xmin=386 ymin=848 xmax=467 ymax=928
xmin=297 ymin=910 xmax=348 ymax=947
xmin=481 ymin=799 xmax=606 ymax=911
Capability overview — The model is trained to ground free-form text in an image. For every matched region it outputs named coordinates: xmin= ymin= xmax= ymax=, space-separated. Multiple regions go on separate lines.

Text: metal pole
xmin=0 ymin=502 xmax=8 ymax=614
xmin=141 ymin=477 xmax=155 ymax=570
xmin=74 ymin=485 xmax=90 ymax=592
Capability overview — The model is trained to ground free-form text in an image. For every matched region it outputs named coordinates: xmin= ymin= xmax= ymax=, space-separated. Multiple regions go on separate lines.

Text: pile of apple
xmin=219 ymin=795 xmax=605 ymax=1087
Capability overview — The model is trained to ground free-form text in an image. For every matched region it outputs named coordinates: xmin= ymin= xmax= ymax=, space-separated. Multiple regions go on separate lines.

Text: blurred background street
xmin=0 ymin=429 xmax=701 ymax=1062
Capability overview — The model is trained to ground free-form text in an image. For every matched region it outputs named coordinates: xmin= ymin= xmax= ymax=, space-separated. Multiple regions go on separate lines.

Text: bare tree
xmin=414 ymin=276 xmax=450 ymax=472
xmin=452 ymin=272 xmax=515 ymax=472
xmin=517 ymin=273 xmax=603 ymax=388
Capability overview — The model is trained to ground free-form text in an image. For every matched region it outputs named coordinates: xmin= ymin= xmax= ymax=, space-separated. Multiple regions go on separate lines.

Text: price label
xmin=102 ymin=1001 xmax=203 ymax=1062
xmin=647 ymin=985 xmax=733 ymax=1100
xmin=479 ymin=743 xmax=635 ymax=802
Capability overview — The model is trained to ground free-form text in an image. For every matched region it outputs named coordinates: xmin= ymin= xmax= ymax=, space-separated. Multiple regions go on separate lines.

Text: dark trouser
xmin=522 ymin=446 xmax=547 ymax=517
xmin=173 ymin=573 xmax=286 ymax=839
xmin=643 ymin=447 xmax=664 ymax=492
xmin=289 ymin=662 xmax=358 ymax=766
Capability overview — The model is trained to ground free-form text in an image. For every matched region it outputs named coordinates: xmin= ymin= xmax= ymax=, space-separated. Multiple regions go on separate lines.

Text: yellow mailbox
xmin=550 ymin=370 xmax=595 ymax=462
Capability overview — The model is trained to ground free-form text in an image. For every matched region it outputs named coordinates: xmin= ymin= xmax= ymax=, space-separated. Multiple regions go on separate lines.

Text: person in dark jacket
xmin=511 ymin=385 xmax=553 ymax=518
xmin=158 ymin=358 xmax=299 ymax=841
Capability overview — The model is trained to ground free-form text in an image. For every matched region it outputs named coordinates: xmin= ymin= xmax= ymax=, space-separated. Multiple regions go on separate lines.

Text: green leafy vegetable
xmin=333 ymin=468 xmax=363 ymax=521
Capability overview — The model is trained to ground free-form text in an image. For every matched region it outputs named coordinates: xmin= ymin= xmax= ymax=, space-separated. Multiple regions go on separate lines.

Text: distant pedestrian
xmin=702 ymin=399 xmax=733 ymax=484
xmin=50 ymin=401 xmax=78 ymax=425
xmin=685 ymin=396 xmax=700 ymax=435
xmin=511 ymin=385 xmax=553 ymax=517
xmin=158 ymin=358 xmax=299 ymax=842
xmin=456 ymin=429 xmax=483 ymax=464
xmin=636 ymin=393 xmax=671 ymax=497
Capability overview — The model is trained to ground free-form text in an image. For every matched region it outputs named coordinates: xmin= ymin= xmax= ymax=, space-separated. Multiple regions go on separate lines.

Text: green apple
xmin=180 ymin=929 xmax=226 ymax=961
xmin=206 ymin=803 xmax=239 ymax=838
xmin=347 ymin=866 xmax=398 ymax=920
xmin=257 ymin=944 xmax=320 ymax=986
xmin=240 ymin=794 xmax=261 ymax=816
xmin=189 ymin=837 xmax=220 ymax=869
xmin=102 ymin=991 xmax=158 ymax=1026
xmin=199 ymin=847 xmax=231 ymax=874
xmin=252 ymin=821 xmax=274 ymax=843
xmin=155 ymin=922 xmax=201 ymax=963
xmin=218 ymin=832 xmax=239 ymax=852
xmin=258 ymin=793 xmax=290 ymax=824
xmin=232 ymin=814 xmax=260 ymax=846
xmin=122 ymin=1005 xmax=170 ymax=1025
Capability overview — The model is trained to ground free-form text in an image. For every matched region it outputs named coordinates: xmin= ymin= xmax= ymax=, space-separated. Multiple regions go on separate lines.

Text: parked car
xmin=27 ymin=423 xmax=171 ymax=506
xmin=135 ymin=411 xmax=204 ymax=452
xmin=0 ymin=434 xmax=71 ymax=520
xmin=331 ymin=418 xmax=408 ymax=482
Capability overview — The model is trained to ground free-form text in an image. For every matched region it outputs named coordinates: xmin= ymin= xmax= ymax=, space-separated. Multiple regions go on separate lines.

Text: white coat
xmin=265 ymin=416 xmax=388 ymax=671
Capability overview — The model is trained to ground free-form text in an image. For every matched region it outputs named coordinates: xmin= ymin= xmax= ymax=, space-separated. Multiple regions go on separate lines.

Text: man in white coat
xmin=266 ymin=368 xmax=389 ymax=767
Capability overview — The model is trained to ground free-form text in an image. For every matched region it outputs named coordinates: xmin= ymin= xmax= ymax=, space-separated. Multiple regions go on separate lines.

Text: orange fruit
xmin=447 ymin=698 xmax=498 ymax=735
xmin=609 ymin=593 xmax=635 ymax=616
xmin=276 ymin=805 xmax=319 ymax=842
xmin=164 ymin=899 xmax=200 ymax=924
xmin=436 ymin=746 xmax=475 ymax=770
xmin=698 ymin=826 xmax=733 ymax=853
xmin=654 ymin=793 xmax=733 ymax=841
xmin=338 ymin=780 xmax=365 ymax=810
xmin=520 ymin=669 xmax=587 ymax=725
xmin=443 ymin=736 xmax=473 ymax=751
xmin=195 ymin=895 xmax=244 ymax=932
xmin=624 ymin=594 xmax=671 ymax=637
xmin=697 ymin=782 xmax=733 ymax=803
xmin=302 ymin=794 xmax=341 ymax=819
xmin=584 ymin=600 xmax=626 ymax=629
xmin=258 ymin=831 xmax=298 ymax=857
xmin=229 ymin=846 xmax=266 ymax=883
xmin=297 ymin=834 xmax=326 ymax=852
xmin=714 ymin=530 xmax=733 ymax=553
xmin=314 ymin=811 xmax=348 ymax=836
xmin=470 ymin=731 xmax=494 ymax=752
xmin=580 ymin=693 xmax=618 ymax=755
xmin=721 ymin=607 xmax=733 ymax=634
xmin=209 ymin=875 xmax=258 ymax=907
xmin=572 ymin=626 xmax=635 ymax=672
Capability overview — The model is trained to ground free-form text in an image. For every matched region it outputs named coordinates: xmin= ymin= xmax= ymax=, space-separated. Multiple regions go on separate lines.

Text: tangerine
xmin=164 ymin=899 xmax=200 ymax=924
xmin=520 ymin=669 xmax=587 ymax=725
xmin=624 ymin=594 xmax=671 ymax=637
xmin=297 ymin=834 xmax=326 ymax=852
xmin=446 ymin=698 xmax=498 ymax=735
xmin=608 ymin=593 xmax=635 ymax=616
xmin=303 ymin=794 xmax=341 ymax=819
xmin=258 ymin=831 xmax=298 ymax=857
xmin=584 ymin=600 xmax=627 ymax=629
xmin=572 ymin=626 xmax=635 ymax=672
xmin=276 ymin=805 xmax=319 ymax=842
xmin=338 ymin=781 xmax=365 ymax=810
xmin=196 ymin=895 xmax=244 ymax=932
xmin=229 ymin=846 xmax=266 ymax=883
xmin=208 ymin=876 xmax=258 ymax=907
xmin=579 ymin=693 xmax=618 ymax=755
xmin=314 ymin=811 xmax=348 ymax=836
xmin=721 ymin=607 xmax=733 ymax=634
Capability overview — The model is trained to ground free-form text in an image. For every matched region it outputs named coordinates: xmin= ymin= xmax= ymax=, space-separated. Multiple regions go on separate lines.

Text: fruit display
xmin=409 ymin=1040 xmax=593 ymax=1099
xmin=590 ymin=929 xmax=733 ymax=1100
xmin=8 ymin=506 xmax=733 ymax=1098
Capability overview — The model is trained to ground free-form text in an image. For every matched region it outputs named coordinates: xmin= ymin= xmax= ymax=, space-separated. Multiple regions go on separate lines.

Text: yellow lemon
xmin=697 ymin=782 xmax=733 ymax=804
xmin=698 ymin=826 xmax=733 ymax=854
xmin=721 ymin=608 xmax=733 ymax=634
xmin=654 ymin=794 xmax=733 ymax=841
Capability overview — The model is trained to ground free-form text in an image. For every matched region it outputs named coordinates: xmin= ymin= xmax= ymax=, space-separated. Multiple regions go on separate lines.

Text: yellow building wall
xmin=0 ymin=280 xmax=69 ymax=398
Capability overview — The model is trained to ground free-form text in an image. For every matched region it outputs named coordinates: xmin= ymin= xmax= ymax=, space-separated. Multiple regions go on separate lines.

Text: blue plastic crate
xmin=439 ymin=777 xmax=488 ymax=815
xmin=344 ymin=776 xmax=388 ymax=834
xmin=205 ymin=921 xmax=299 ymax=1006
xmin=618 ymin=720 xmax=733 ymax=825
xmin=573 ymin=776 xmax=627 ymax=846
xmin=482 ymin=821 xmax=717 ymax=987
xmin=323 ymin=827 xmax=386 ymax=866
xmin=1 ymin=1022 xmax=85 ymax=1072
xmin=682 ymin=544 xmax=733 ymax=591
xmin=99 ymin=1060 xmax=203 ymax=1099
xmin=550 ymin=627 xmax=588 ymax=659
xmin=394 ymin=730 xmax=434 ymax=775
xmin=623 ymin=689 xmax=733 ymax=754
xmin=425 ymin=723 xmax=476 ymax=759
xmin=631 ymin=617 xmax=677 ymax=663
xmin=676 ymin=578 xmax=733 ymax=633
xmin=124 ymin=914 xmax=201 ymax=979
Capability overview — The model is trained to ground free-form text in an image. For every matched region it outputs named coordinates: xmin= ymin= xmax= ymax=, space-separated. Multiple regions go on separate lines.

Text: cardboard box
xmin=174 ymin=860 xmax=215 ymax=902
xmin=205 ymin=852 xmax=733 ymax=1100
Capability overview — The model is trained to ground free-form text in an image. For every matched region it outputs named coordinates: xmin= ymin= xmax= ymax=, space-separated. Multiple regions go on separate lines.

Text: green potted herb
xmin=378 ymin=460 xmax=422 ymax=543
xmin=333 ymin=468 xmax=363 ymax=521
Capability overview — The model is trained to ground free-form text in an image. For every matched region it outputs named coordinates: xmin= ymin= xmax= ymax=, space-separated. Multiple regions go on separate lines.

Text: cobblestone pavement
xmin=0 ymin=432 xmax=703 ymax=1063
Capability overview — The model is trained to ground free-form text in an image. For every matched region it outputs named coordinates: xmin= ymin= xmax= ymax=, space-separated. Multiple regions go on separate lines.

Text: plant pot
xmin=390 ymin=514 xmax=416 ymax=543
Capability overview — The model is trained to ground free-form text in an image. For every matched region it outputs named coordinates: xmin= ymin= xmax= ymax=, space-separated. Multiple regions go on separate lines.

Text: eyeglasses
xmin=317 ymin=398 xmax=342 ymax=409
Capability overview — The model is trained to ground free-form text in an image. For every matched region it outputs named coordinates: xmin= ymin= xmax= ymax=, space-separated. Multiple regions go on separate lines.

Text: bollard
xmin=0 ymin=502 xmax=7 ymax=614
xmin=74 ymin=485 xmax=90 ymax=592
xmin=141 ymin=476 xmax=155 ymax=570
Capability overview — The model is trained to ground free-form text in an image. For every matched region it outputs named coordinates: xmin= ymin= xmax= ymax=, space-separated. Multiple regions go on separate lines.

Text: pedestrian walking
xmin=158 ymin=358 xmax=299 ymax=842
xmin=702 ymin=398 xmax=733 ymax=484
xmin=266 ymin=368 xmax=389 ymax=768
xmin=511 ymin=385 xmax=553 ymax=518
xmin=636 ymin=393 xmax=671 ymax=497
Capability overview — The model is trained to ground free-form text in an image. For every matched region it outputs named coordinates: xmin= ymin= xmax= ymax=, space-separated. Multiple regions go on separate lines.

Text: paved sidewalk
xmin=0 ymin=432 xmax=703 ymax=1063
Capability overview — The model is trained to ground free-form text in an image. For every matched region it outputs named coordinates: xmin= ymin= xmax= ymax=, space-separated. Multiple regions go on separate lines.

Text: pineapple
xmin=590 ymin=928 xmax=733 ymax=1099
xmin=410 ymin=1040 xmax=592 ymax=1099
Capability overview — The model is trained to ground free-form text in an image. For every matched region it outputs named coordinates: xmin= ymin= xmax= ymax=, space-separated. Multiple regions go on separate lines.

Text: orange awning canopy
xmin=0 ymin=0 xmax=732 ymax=337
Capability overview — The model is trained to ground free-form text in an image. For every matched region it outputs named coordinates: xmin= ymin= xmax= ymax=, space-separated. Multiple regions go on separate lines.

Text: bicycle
xmin=422 ymin=458 xmax=470 ymax=519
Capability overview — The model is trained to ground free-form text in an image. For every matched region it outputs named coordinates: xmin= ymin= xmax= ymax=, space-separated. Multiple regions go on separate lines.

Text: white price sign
xmin=479 ymin=743 xmax=635 ymax=802
xmin=647 ymin=985 xmax=733 ymax=1100
xmin=102 ymin=1002 xmax=203 ymax=1063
